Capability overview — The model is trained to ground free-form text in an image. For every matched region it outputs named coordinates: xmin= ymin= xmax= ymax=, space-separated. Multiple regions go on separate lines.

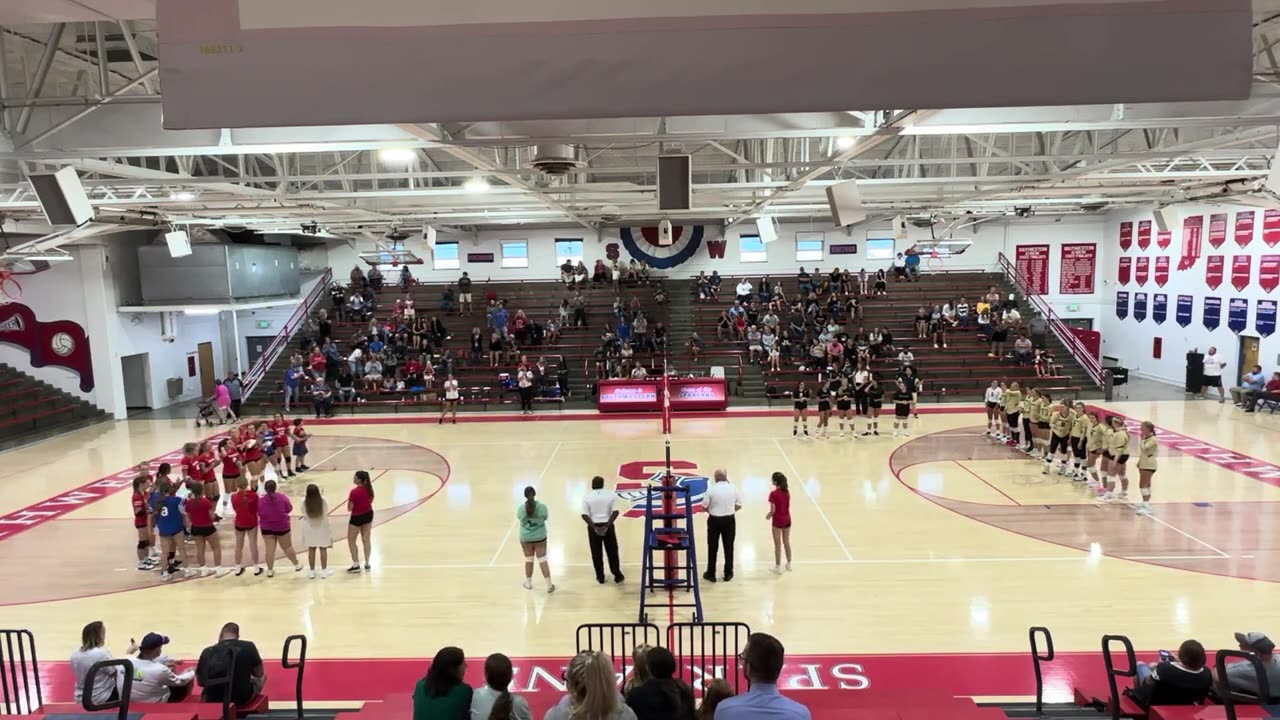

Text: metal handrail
xmin=997 ymin=252 xmax=1103 ymax=386
xmin=1029 ymin=627 xmax=1055 ymax=715
xmin=242 ymin=268 xmax=333 ymax=399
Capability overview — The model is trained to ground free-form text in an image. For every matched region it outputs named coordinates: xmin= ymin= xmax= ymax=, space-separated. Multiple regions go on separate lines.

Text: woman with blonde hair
xmin=545 ymin=651 xmax=637 ymax=720
xmin=623 ymin=645 xmax=653 ymax=696
xmin=1135 ymin=421 xmax=1158 ymax=516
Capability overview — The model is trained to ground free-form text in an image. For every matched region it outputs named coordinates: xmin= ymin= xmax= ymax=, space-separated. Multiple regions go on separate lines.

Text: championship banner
xmin=1135 ymin=256 xmax=1150 ymax=286
xmin=1117 ymin=256 xmax=1132 ymax=286
xmin=1228 ymin=297 xmax=1249 ymax=334
xmin=1058 ymin=243 xmax=1096 ymax=295
xmin=0 ymin=303 xmax=95 ymax=392
xmin=1265 ymin=209 xmax=1280 ymax=247
xmin=1154 ymin=256 xmax=1170 ymax=287
xmin=1232 ymin=255 xmax=1253 ymax=291
xmin=1178 ymin=215 xmax=1203 ymax=270
xmin=1133 ymin=292 xmax=1148 ymax=323
xmin=1204 ymin=296 xmax=1222 ymax=331
xmin=1152 ymin=293 xmax=1168 ymax=325
xmin=1209 ymin=213 xmax=1229 ymax=249
xmin=1206 ymin=255 xmax=1225 ymax=290
xmin=1258 ymin=300 xmax=1278 ymax=338
xmin=1137 ymin=220 xmax=1153 ymax=250
xmin=1234 ymin=211 xmax=1255 ymax=248
xmin=1015 ymin=244 xmax=1050 ymax=295
xmin=1176 ymin=295 xmax=1194 ymax=328
xmin=1261 ymin=255 xmax=1280 ymax=293
xmin=1119 ymin=222 xmax=1133 ymax=252
xmin=1116 ymin=291 xmax=1130 ymax=320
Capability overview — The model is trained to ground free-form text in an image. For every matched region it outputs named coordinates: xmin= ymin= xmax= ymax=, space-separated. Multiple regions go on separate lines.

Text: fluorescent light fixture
xmin=835 ymin=136 xmax=857 ymax=151
xmin=183 ymin=308 xmax=221 ymax=315
xmin=379 ymin=147 xmax=417 ymax=164
xmin=463 ymin=177 xmax=491 ymax=193
xmin=169 ymin=191 xmax=195 ymax=202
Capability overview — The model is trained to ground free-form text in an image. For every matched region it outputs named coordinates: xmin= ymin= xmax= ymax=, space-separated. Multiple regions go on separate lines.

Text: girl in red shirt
xmin=292 ymin=419 xmax=311 ymax=472
xmin=230 ymin=477 xmax=263 ymax=576
xmin=218 ymin=433 xmax=242 ymax=517
xmin=345 ymin=470 xmax=376 ymax=573
xmin=239 ymin=424 xmax=265 ymax=488
xmin=196 ymin=440 xmax=221 ymax=517
xmin=271 ymin=413 xmax=296 ymax=478
xmin=184 ymin=483 xmax=228 ymax=576
xmin=131 ymin=475 xmax=156 ymax=571
xmin=766 ymin=472 xmax=793 ymax=574
xmin=179 ymin=442 xmax=200 ymax=484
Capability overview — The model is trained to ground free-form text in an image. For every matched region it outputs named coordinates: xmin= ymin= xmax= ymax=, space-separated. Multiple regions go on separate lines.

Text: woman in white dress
xmin=299 ymin=483 xmax=333 ymax=578
xmin=439 ymin=373 xmax=460 ymax=424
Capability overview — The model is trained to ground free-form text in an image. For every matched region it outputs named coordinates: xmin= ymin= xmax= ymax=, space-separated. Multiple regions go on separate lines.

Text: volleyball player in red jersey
xmin=230 ymin=477 xmax=263 ymax=576
xmin=184 ymin=484 xmax=228 ymax=577
xmin=291 ymin=419 xmax=310 ymax=472
xmin=240 ymin=425 xmax=265 ymax=488
xmin=345 ymin=471 xmax=375 ymax=573
xmin=271 ymin=413 xmax=296 ymax=478
xmin=134 ymin=461 xmax=159 ymax=561
xmin=196 ymin=441 xmax=221 ymax=519
xmin=217 ymin=434 xmax=242 ymax=517
xmin=766 ymin=472 xmax=793 ymax=574
xmin=179 ymin=442 xmax=200 ymax=484
xmin=131 ymin=475 xmax=156 ymax=571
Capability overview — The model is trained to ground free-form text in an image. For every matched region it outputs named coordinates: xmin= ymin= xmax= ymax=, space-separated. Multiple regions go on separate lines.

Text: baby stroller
xmin=195 ymin=399 xmax=218 ymax=428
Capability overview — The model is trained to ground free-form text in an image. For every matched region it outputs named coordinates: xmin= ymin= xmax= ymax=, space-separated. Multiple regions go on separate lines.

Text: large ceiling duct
xmin=530 ymin=145 xmax=586 ymax=176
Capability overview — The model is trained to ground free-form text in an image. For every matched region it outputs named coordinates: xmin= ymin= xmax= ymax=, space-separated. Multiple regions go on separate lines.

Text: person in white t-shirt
xmin=70 ymin=621 xmax=122 ymax=706
xmin=984 ymin=381 xmax=1005 ymax=436
xmin=1199 ymin=346 xmax=1227 ymax=403
xmin=703 ymin=469 xmax=742 ymax=583
xmin=439 ymin=373 xmax=460 ymax=425
xmin=129 ymin=633 xmax=195 ymax=703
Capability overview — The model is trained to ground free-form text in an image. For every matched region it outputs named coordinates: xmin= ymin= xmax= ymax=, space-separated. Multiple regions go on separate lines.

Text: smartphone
xmin=1159 ymin=650 xmax=1172 ymax=663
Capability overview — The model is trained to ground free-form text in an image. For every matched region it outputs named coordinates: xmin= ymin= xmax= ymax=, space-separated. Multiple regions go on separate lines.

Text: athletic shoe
xmin=522 ymin=579 xmax=533 ymax=590
xmin=266 ymin=569 xmax=275 ymax=578
xmin=1117 ymin=492 xmax=1129 ymax=501
xmin=1041 ymin=465 xmax=1049 ymax=475
xmin=873 ymin=431 xmax=880 ymax=436
xmin=215 ymin=567 xmax=229 ymax=578
xmin=769 ymin=566 xmax=782 ymax=574
xmin=307 ymin=570 xmax=316 ymax=579
xmin=235 ymin=567 xmax=246 ymax=577
xmin=322 ymin=568 xmax=333 ymax=578
xmin=137 ymin=561 xmax=152 ymax=571
xmin=254 ymin=567 xmax=264 ymax=576
xmin=785 ymin=563 xmax=792 ymax=571
xmin=1135 ymin=503 xmax=1152 ymax=516
xmin=294 ymin=564 xmax=304 ymax=573
xmin=547 ymin=583 xmax=556 ymax=593
xmin=892 ymin=431 xmax=899 ymax=438
xmin=161 ymin=571 xmax=176 ymax=582
xmin=903 ymin=430 xmax=911 ymax=437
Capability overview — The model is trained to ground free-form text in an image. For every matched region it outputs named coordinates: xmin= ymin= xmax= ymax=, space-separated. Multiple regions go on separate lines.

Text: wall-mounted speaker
xmin=28 ymin=166 xmax=94 ymax=227
xmin=1154 ymin=206 xmax=1179 ymax=234
xmin=755 ymin=216 xmax=779 ymax=244
xmin=826 ymin=179 xmax=866 ymax=227
xmin=657 ymin=155 xmax=691 ymax=211
xmin=165 ymin=230 xmax=192 ymax=258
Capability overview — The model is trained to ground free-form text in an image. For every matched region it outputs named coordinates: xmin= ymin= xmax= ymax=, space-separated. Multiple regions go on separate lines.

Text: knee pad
xmin=523 ymin=555 xmax=536 ymax=563
xmin=536 ymin=554 xmax=547 ymax=562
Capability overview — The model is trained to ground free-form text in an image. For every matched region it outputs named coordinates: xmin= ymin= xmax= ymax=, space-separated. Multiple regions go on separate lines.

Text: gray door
xmin=121 ymin=353 xmax=151 ymax=409
xmin=245 ymin=335 xmax=277 ymax=370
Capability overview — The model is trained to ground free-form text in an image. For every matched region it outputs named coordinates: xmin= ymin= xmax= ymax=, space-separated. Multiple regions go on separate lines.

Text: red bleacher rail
xmin=243 ymin=269 xmax=334 ymax=400
xmin=996 ymin=252 xmax=1103 ymax=387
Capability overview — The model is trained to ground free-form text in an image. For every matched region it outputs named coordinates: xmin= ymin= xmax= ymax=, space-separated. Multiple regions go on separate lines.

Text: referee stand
xmin=638 ymin=370 xmax=704 ymax=623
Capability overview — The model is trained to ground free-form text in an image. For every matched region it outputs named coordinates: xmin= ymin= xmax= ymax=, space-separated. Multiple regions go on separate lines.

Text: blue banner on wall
xmin=1134 ymin=292 xmax=1148 ymax=323
xmin=1116 ymin=290 xmax=1129 ymax=320
xmin=1204 ymin=296 xmax=1222 ymax=330
xmin=1152 ymin=293 xmax=1168 ymax=325
xmin=1258 ymin=300 xmax=1277 ymax=338
xmin=1176 ymin=295 xmax=1194 ymax=328
xmin=1228 ymin=298 xmax=1249 ymax=334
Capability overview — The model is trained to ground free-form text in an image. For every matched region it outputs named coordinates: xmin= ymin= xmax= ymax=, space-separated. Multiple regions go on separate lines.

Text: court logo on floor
xmin=616 ymin=460 xmax=709 ymax=519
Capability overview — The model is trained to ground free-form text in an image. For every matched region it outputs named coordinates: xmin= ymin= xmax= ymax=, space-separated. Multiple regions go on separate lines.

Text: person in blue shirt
xmin=369 ymin=337 xmax=385 ymax=354
xmin=1232 ymin=365 xmax=1267 ymax=407
xmin=904 ymin=251 xmax=922 ymax=281
xmin=714 ymin=633 xmax=810 ymax=720
xmin=153 ymin=478 xmax=189 ymax=580
xmin=489 ymin=304 xmax=509 ymax=338
xmin=283 ymin=364 xmax=301 ymax=412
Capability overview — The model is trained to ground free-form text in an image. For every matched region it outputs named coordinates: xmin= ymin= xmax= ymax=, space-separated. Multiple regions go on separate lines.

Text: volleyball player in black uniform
xmin=865 ymin=376 xmax=884 ymax=436
xmin=891 ymin=379 xmax=913 ymax=437
xmin=834 ymin=376 xmax=854 ymax=438
xmin=792 ymin=381 xmax=811 ymax=439
xmin=816 ymin=376 xmax=841 ymax=440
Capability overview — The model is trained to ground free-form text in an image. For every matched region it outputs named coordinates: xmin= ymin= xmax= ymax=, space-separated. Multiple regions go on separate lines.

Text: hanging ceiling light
xmin=170 ymin=191 xmax=195 ymax=201
xmin=463 ymin=177 xmax=491 ymax=193
xmin=835 ymin=136 xmax=857 ymax=151
xmin=379 ymin=147 xmax=417 ymax=164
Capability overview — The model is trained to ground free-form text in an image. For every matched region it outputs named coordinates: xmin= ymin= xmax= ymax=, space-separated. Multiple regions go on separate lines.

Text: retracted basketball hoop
xmin=0 ymin=270 xmax=22 ymax=305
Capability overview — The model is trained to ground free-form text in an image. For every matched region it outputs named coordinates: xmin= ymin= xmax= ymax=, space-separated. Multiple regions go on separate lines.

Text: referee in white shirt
xmin=703 ymin=469 xmax=742 ymax=583
xmin=581 ymin=476 xmax=625 ymax=584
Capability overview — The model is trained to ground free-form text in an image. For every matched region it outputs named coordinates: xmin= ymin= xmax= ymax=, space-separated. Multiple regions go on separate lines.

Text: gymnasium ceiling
xmin=0 ymin=0 xmax=1279 ymax=240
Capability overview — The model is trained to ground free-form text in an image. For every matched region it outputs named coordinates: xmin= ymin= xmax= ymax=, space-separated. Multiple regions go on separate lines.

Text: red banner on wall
xmin=1265 ymin=209 xmax=1280 ymax=247
xmin=1233 ymin=255 xmax=1253 ymax=291
xmin=1179 ymin=215 xmax=1203 ymax=270
xmin=1137 ymin=220 xmax=1153 ymax=250
xmin=1154 ymin=256 xmax=1170 ymax=287
xmin=1119 ymin=222 xmax=1133 ymax=252
xmin=1117 ymin=256 xmax=1132 ymax=286
xmin=1157 ymin=229 xmax=1172 ymax=250
xmin=1209 ymin=213 xmax=1229 ymax=248
xmin=1135 ymin=256 xmax=1150 ymax=286
xmin=1015 ymin=244 xmax=1050 ymax=295
xmin=1058 ymin=243 xmax=1096 ymax=295
xmin=1234 ymin=211 xmax=1255 ymax=248
xmin=1261 ymin=255 xmax=1280 ymax=293
xmin=1206 ymin=255 xmax=1225 ymax=290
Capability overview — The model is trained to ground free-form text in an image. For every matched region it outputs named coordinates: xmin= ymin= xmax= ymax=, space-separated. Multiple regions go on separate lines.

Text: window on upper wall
xmin=739 ymin=234 xmax=767 ymax=263
xmin=501 ymin=240 xmax=529 ymax=268
xmin=432 ymin=241 xmax=460 ymax=270
xmin=795 ymin=232 xmax=824 ymax=262
xmin=555 ymin=239 xmax=583 ymax=266
xmin=866 ymin=238 xmax=896 ymax=260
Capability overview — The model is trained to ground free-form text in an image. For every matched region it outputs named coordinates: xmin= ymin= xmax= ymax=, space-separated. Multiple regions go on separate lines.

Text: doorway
xmin=1238 ymin=335 xmax=1261 ymax=385
xmin=121 ymin=353 xmax=151 ymax=409
xmin=197 ymin=342 xmax=216 ymax=397
xmin=1061 ymin=318 xmax=1094 ymax=331
xmin=245 ymin=335 xmax=277 ymax=371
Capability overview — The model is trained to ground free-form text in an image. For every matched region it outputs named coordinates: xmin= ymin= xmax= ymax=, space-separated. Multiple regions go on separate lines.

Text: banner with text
xmin=1058 ymin=243 xmax=1096 ymax=295
xmin=1135 ymin=256 xmax=1150 ymax=286
xmin=1235 ymin=211 xmax=1255 ymax=248
xmin=1210 ymin=212 xmax=1229 ymax=248
xmin=1116 ymin=290 xmax=1129 ymax=320
xmin=1258 ymin=300 xmax=1277 ymax=338
xmin=1152 ymin=294 xmax=1168 ymax=325
xmin=1262 ymin=255 xmax=1280 ymax=293
xmin=1229 ymin=298 xmax=1249 ymax=334
xmin=1179 ymin=215 xmax=1203 ymax=270
xmin=1204 ymin=296 xmax=1222 ymax=330
xmin=1232 ymin=255 xmax=1253 ymax=291
xmin=1206 ymin=255 xmax=1225 ymax=290
xmin=1176 ymin=295 xmax=1193 ymax=328
xmin=1134 ymin=292 xmax=1148 ymax=323
xmin=1265 ymin=209 xmax=1280 ymax=247
xmin=1119 ymin=222 xmax=1133 ymax=251
xmin=1137 ymin=220 xmax=1152 ymax=250
xmin=1118 ymin=257 xmax=1132 ymax=286
xmin=1015 ymin=244 xmax=1050 ymax=295
xmin=1154 ymin=256 xmax=1169 ymax=287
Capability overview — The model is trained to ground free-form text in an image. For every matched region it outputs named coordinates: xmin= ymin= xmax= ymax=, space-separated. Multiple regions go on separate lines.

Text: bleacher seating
xmin=0 ymin=362 xmax=110 ymax=451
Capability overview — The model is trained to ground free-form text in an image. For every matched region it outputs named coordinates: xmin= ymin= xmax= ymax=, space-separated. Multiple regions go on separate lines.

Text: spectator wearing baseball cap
xmin=1223 ymin=632 xmax=1280 ymax=701
xmin=130 ymin=633 xmax=195 ymax=703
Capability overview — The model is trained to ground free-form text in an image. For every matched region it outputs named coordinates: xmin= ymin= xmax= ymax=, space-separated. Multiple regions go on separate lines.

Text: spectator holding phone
xmin=1129 ymin=640 xmax=1212 ymax=707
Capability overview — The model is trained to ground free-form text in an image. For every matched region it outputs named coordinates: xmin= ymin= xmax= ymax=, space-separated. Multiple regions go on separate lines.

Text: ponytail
xmin=771 ymin=471 xmax=789 ymax=494
xmin=355 ymin=470 xmax=375 ymax=501
xmin=523 ymin=486 xmax=537 ymax=519
xmin=483 ymin=654 xmax=516 ymax=720
xmin=488 ymin=692 xmax=513 ymax=720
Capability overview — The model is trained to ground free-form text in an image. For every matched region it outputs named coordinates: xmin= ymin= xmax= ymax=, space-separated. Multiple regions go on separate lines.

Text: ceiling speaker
xmin=755 ymin=216 xmax=779 ymax=244
xmin=165 ymin=230 xmax=192 ymax=258
xmin=424 ymin=225 xmax=437 ymax=248
xmin=657 ymin=155 xmax=691 ymax=211
xmin=1153 ymin=206 xmax=1179 ymax=234
xmin=826 ymin=179 xmax=866 ymax=227
xmin=28 ymin=166 xmax=94 ymax=227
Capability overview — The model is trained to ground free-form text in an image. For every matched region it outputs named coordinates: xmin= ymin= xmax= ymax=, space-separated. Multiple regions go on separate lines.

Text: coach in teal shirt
xmin=714 ymin=634 xmax=811 ymax=720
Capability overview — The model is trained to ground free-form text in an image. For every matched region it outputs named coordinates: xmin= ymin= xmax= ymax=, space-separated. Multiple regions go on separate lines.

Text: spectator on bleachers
xmin=130 ymin=633 xmax=194 ymax=703
xmin=573 ymin=292 xmax=589 ymax=327
xmin=440 ymin=286 xmax=456 ymax=314
xmin=71 ymin=621 xmax=122 ymax=705
xmin=633 ymin=314 xmax=651 ymax=353
xmin=1130 ymin=639 xmax=1212 ymax=708
xmin=905 ymin=251 xmax=921 ymax=280
xmin=1013 ymin=333 xmax=1034 ymax=365
xmin=611 ymin=260 xmax=623 ymax=291
xmin=715 ymin=310 xmax=732 ymax=341
xmin=349 ymin=265 xmax=365 ymax=287
xmin=457 ymin=272 xmax=473 ymax=313
xmin=411 ymin=317 xmax=428 ymax=352
xmin=688 ymin=332 xmax=704 ymax=361
xmin=714 ymin=633 xmax=809 ymax=720
xmin=196 ymin=623 xmax=265 ymax=708
xmin=546 ymin=317 xmax=561 ymax=345
xmin=469 ymin=653 xmax=532 ymax=720
xmin=512 ymin=309 xmax=530 ymax=345
xmin=561 ymin=260 xmax=575 ymax=286
xmin=734 ymin=278 xmax=753 ymax=303
xmin=311 ymin=379 xmax=334 ymax=417
xmin=399 ymin=264 xmax=413 ymax=290
xmin=488 ymin=330 xmax=505 ymax=367
xmin=593 ymin=259 xmax=609 ymax=284
xmin=708 ymin=271 xmax=723 ymax=300
xmin=630 ymin=362 xmax=648 ymax=380
xmin=826 ymin=336 xmax=844 ymax=372
xmin=976 ymin=310 xmax=993 ymax=341
xmin=282 ymin=362 xmax=303 ymax=412
xmin=347 ymin=292 xmax=367 ymax=323
xmin=347 ymin=345 xmax=365 ymax=379
xmin=1218 ymin=632 xmax=1280 ymax=699
xmin=795 ymin=267 xmax=813 ymax=296
xmin=897 ymin=347 xmax=915 ymax=369
xmin=698 ymin=679 xmax=734 ymax=720
xmin=654 ymin=284 xmax=668 ymax=305
xmin=1231 ymin=365 xmax=1266 ymax=407
xmin=323 ymin=340 xmax=343 ymax=382
xmin=989 ymin=320 xmax=1011 ymax=359
xmin=1243 ymin=372 xmax=1280 ymax=413
xmin=412 ymin=646 xmax=472 ymax=720
xmin=488 ymin=301 xmax=508 ymax=339
xmin=932 ymin=313 xmax=954 ymax=350
xmin=334 ymin=366 xmax=357 ymax=403
xmin=362 ymin=356 xmax=384 ymax=391
xmin=625 ymin=646 xmax=695 ymax=720
xmin=545 ymin=651 xmax=637 ymax=720
xmin=367 ymin=265 xmax=383 ymax=291
xmin=893 ymin=253 xmax=908 ymax=281
xmin=914 ymin=306 xmax=929 ymax=339
xmin=1002 ymin=305 xmax=1022 ymax=326
xmin=574 ymin=261 xmax=589 ymax=287
xmin=652 ymin=322 xmax=668 ymax=351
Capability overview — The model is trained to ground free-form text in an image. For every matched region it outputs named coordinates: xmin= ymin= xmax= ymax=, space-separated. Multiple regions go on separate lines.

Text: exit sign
xmin=1066 ymin=304 xmax=1080 ymax=312
xmin=257 ymin=320 xmax=271 ymax=329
